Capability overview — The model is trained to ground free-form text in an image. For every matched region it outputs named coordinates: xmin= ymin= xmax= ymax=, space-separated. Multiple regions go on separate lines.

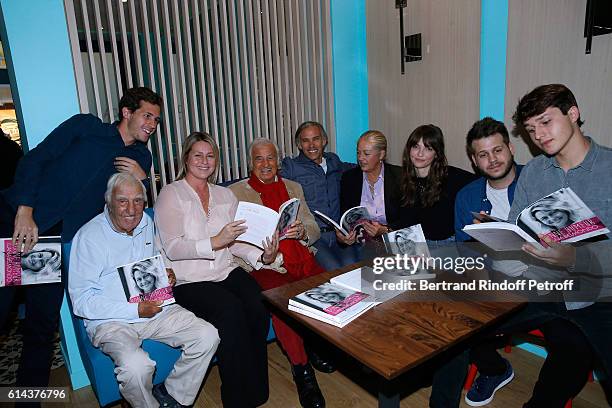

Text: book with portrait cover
xmin=382 ymin=224 xmax=430 ymax=257
xmin=288 ymin=282 xmax=375 ymax=327
xmin=117 ymin=254 xmax=175 ymax=306
xmin=234 ymin=198 xmax=300 ymax=248
xmin=463 ymin=187 xmax=609 ymax=251
xmin=314 ymin=206 xmax=372 ymax=236
xmin=1 ymin=237 xmax=61 ymax=286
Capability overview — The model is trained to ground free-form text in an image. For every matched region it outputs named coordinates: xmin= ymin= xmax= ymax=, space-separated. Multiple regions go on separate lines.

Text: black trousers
xmin=173 ymin=267 xmax=270 ymax=408
xmin=470 ymin=302 xmax=607 ymax=408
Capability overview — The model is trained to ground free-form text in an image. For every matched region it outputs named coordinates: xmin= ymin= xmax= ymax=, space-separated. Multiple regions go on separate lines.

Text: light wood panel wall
xmin=505 ymin=0 xmax=612 ymax=164
xmin=366 ymin=0 xmax=480 ymax=170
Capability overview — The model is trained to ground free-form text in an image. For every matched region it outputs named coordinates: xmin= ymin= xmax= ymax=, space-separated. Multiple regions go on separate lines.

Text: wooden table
xmin=262 ymin=263 xmax=526 ymax=407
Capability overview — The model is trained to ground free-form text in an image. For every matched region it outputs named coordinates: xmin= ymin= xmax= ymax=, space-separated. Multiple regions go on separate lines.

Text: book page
xmin=234 ymin=201 xmax=279 ymax=248
xmin=314 ymin=210 xmax=347 ymax=235
xmin=329 ymin=268 xmax=363 ymax=292
xmin=463 ymin=222 xmax=541 ymax=251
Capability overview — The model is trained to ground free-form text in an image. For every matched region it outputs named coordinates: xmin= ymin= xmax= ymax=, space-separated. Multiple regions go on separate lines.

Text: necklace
xmin=195 ymin=186 xmax=212 ymax=218
xmin=367 ymin=181 xmax=376 ymax=199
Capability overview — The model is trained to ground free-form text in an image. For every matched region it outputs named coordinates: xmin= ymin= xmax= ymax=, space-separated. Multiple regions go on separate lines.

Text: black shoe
xmin=152 ymin=383 xmax=189 ymax=408
xmin=308 ymin=349 xmax=336 ymax=373
xmin=292 ymin=363 xmax=326 ymax=408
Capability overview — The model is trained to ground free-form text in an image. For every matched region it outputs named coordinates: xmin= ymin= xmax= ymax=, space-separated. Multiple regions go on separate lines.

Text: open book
xmin=463 ymin=187 xmax=609 ymax=251
xmin=314 ymin=206 xmax=371 ymax=236
xmin=234 ymin=198 xmax=300 ymax=248
xmin=288 ymin=281 xmax=376 ymax=328
xmin=1 ymin=237 xmax=62 ymax=286
xmin=117 ymin=255 xmax=175 ymax=306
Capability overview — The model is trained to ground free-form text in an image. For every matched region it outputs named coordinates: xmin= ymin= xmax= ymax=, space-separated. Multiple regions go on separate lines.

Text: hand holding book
xmin=521 ymin=233 xmax=577 ymax=268
xmin=138 ymin=300 xmax=163 ymax=318
xmin=13 ymin=206 xmax=37 ymax=253
xmin=361 ymin=220 xmax=389 ymax=237
xmin=166 ymin=268 xmax=176 ymax=286
xmin=233 ymin=198 xmax=300 ymax=248
xmin=282 ymin=220 xmax=307 ymax=240
xmin=211 ymin=219 xmax=248 ymax=250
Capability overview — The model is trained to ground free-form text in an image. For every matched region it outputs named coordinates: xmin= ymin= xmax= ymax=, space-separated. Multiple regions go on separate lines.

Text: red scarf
xmin=248 ymin=173 xmax=323 ymax=279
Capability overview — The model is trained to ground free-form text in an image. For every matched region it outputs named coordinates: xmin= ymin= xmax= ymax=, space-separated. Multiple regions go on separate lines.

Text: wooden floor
xmin=42 ymin=342 xmax=609 ymax=408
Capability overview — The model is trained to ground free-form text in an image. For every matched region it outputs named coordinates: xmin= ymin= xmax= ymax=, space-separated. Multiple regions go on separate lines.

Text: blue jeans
xmin=313 ymin=231 xmax=361 ymax=271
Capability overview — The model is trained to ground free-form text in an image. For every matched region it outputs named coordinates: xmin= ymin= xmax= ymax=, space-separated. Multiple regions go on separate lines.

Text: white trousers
xmin=90 ymin=305 xmax=220 ymax=408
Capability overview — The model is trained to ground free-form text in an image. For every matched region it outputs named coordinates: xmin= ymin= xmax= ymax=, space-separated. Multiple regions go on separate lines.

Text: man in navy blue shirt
xmin=280 ymin=121 xmax=357 ymax=271
xmin=0 ymin=87 xmax=161 ymax=394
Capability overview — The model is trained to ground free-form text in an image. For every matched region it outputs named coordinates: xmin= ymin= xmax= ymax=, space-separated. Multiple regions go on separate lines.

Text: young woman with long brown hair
xmin=399 ymin=124 xmax=476 ymax=242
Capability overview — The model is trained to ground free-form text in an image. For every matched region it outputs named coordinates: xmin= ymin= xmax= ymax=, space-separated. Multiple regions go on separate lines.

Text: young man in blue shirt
xmin=454 ymin=117 xmax=525 ymax=406
xmin=455 ymin=117 xmax=523 ymax=241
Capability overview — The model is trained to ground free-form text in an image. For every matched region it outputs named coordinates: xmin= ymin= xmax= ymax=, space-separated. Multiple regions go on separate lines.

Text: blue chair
xmin=59 ymin=208 xmax=275 ymax=406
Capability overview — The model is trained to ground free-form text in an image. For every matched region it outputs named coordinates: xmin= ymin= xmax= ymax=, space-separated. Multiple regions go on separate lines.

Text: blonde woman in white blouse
xmin=154 ymin=132 xmax=278 ymax=408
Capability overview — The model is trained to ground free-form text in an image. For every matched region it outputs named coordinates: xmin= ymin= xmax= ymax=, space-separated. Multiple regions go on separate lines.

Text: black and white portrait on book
xmin=277 ymin=200 xmax=299 ymax=237
xmin=295 ymin=283 xmax=355 ymax=310
xmin=387 ymin=229 xmax=418 ymax=255
xmin=20 ymin=246 xmax=61 ymax=285
xmin=383 ymin=224 xmax=429 ymax=256
xmin=117 ymin=255 xmax=172 ymax=302
xmin=342 ymin=207 xmax=369 ymax=232
xmin=519 ymin=188 xmax=593 ymax=234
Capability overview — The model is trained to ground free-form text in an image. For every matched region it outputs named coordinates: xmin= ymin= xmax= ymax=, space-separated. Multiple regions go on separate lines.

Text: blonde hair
xmin=177 ymin=132 xmax=220 ymax=183
xmin=358 ymin=130 xmax=387 ymax=160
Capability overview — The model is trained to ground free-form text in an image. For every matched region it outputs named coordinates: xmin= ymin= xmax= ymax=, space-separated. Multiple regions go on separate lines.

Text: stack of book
xmin=288 ymin=281 xmax=376 ymax=328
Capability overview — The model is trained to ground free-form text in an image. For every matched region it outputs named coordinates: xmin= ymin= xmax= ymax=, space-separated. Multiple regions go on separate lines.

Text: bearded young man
xmin=454 ymin=117 xmax=523 ymax=241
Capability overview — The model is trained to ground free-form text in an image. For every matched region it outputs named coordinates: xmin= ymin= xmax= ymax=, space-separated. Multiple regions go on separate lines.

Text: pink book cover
xmin=542 ymin=216 xmax=607 ymax=243
xmin=324 ymin=292 xmax=369 ymax=316
xmin=291 ymin=282 xmax=370 ymax=317
xmin=128 ymin=286 xmax=174 ymax=304
xmin=3 ymin=240 xmax=22 ymax=286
